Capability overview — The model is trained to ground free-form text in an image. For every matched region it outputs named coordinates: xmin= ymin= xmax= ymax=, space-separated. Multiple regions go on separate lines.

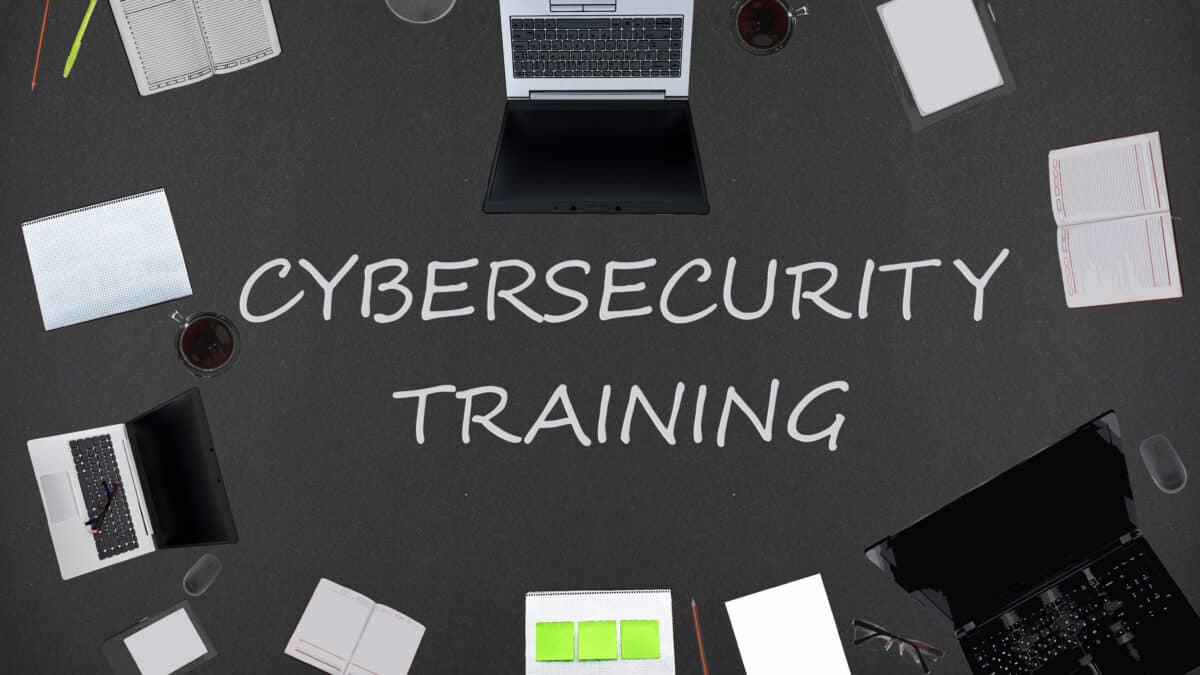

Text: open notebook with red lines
xmin=1049 ymin=131 xmax=1181 ymax=308
xmin=284 ymin=578 xmax=425 ymax=675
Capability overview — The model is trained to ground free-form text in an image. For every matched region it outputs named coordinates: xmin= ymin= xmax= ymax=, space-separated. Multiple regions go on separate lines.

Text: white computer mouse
xmin=1139 ymin=435 xmax=1187 ymax=494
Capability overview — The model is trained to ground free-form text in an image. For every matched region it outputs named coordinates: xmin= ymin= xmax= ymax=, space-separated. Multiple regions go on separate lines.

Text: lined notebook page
xmin=1049 ymin=132 xmax=1169 ymax=227
xmin=284 ymin=580 xmax=375 ymax=674
xmin=194 ymin=0 xmax=282 ymax=72
xmin=109 ymin=0 xmax=214 ymax=94
xmin=346 ymin=605 xmax=426 ymax=675
xmin=22 ymin=189 xmax=193 ymax=331
xmin=1058 ymin=215 xmax=1181 ymax=307
xmin=110 ymin=0 xmax=280 ymax=95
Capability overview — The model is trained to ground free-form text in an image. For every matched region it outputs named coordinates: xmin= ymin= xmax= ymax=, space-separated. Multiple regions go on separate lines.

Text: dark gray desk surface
xmin=3 ymin=1 xmax=1200 ymax=672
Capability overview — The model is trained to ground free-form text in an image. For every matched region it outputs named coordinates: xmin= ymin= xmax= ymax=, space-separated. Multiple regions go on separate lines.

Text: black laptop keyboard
xmin=510 ymin=16 xmax=684 ymax=78
xmin=71 ymin=435 xmax=139 ymax=560
xmin=965 ymin=542 xmax=1188 ymax=673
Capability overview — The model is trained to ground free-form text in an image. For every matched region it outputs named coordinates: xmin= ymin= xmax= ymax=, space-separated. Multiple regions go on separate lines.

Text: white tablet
xmin=877 ymin=0 xmax=1005 ymax=116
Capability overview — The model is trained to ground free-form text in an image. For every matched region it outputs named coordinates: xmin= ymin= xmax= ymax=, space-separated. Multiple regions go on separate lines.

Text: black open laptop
xmin=866 ymin=412 xmax=1200 ymax=674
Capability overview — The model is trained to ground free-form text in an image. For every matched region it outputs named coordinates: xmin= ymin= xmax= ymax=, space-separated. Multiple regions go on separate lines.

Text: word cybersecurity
xmin=239 ymin=251 xmax=1011 ymax=324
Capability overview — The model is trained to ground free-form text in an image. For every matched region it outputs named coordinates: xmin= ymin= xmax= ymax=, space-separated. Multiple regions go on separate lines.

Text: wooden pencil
xmin=692 ymin=597 xmax=711 ymax=675
xmin=32 ymin=0 xmax=52 ymax=90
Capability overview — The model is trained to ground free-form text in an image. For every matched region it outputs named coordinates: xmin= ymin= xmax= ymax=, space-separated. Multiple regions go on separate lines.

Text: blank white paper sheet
xmin=22 ymin=189 xmax=193 ymax=330
xmin=123 ymin=608 xmax=210 ymax=675
xmin=725 ymin=574 xmax=851 ymax=675
xmin=877 ymin=0 xmax=1004 ymax=116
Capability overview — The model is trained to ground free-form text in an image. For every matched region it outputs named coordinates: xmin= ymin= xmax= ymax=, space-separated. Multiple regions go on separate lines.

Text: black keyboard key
xmin=672 ymin=18 xmax=683 ymax=28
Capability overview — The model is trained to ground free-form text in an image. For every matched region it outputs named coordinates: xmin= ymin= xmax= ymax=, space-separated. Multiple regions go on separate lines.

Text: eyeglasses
xmin=851 ymin=618 xmax=944 ymax=673
xmin=85 ymin=481 xmax=122 ymax=534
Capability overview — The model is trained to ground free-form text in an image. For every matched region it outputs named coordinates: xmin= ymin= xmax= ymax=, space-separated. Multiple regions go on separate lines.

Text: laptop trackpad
xmin=40 ymin=472 xmax=79 ymax=524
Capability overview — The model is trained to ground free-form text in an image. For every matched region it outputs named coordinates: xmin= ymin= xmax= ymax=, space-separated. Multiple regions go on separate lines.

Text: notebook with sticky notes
xmin=526 ymin=590 xmax=675 ymax=674
xmin=284 ymin=578 xmax=425 ymax=675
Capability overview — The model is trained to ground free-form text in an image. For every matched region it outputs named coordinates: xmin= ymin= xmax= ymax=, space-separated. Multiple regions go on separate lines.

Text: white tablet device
xmin=868 ymin=0 xmax=1014 ymax=128
xmin=102 ymin=602 xmax=216 ymax=675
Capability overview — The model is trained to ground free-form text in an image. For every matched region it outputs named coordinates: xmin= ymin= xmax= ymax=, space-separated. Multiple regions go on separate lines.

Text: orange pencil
xmin=32 ymin=0 xmax=52 ymax=90
xmin=692 ymin=597 xmax=711 ymax=675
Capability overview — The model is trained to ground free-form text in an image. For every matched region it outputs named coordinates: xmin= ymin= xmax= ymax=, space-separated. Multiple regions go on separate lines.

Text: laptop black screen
xmin=127 ymin=389 xmax=238 ymax=548
xmin=866 ymin=413 xmax=1137 ymax=629
xmin=484 ymin=99 xmax=708 ymax=214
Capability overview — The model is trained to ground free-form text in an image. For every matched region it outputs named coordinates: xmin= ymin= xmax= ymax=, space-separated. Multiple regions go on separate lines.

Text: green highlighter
xmin=621 ymin=620 xmax=661 ymax=660
xmin=63 ymin=0 xmax=100 ymax=78
xmin=535 ymin=622 xmax=575 ymax=662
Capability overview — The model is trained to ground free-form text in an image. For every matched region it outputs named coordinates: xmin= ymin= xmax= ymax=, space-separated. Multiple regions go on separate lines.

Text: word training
xmin=392 ymin=379 xmax=849 ymax=450
xmin=239 ymin=250 xmax=1010 ymax=325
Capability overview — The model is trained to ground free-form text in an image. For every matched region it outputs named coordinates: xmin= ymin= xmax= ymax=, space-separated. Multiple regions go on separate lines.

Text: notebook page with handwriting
xmin=1049 ymin=132 xmax=1181 ymax=307
xmin=1050 ymin=132 xmax=1170 ymax=227
xmin=194 ymin=0 xmax=281 ymax=73
xmin=284 ymin=579 xmax=375 ymax=674
xmin=1058 ymin=215 xmax=1181 ymax=307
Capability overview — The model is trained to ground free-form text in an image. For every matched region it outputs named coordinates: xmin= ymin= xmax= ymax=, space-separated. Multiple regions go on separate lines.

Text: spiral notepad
xmin=23 ymin=189 xmax=193 ymax=331
xmin=526 ymin=590 xmax=675 ymax=675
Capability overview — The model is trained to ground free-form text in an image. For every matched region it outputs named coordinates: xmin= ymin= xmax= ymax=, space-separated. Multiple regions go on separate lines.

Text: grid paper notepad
xmin=23 ymin=189 xmax=193 ymax=331
xmin=526 ymin=590 xmax=675 ymax=675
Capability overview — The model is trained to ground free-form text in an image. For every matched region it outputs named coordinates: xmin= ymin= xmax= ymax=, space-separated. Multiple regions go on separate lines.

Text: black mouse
xmin=1140 ymin=435 xmax=1187 ymax=494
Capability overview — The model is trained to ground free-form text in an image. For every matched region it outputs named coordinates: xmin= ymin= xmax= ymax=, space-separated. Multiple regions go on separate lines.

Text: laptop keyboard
xmin=71 ymin=435 xmax=139 ymax=560
xmin=510 ymin=16 xmax=684 ymax=78
xmin=965 ymin=542 xmax=1188 ymax=673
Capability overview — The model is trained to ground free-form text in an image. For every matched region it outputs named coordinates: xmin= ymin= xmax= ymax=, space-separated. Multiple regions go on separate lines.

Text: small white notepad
xmin=23 ymin=189 xmax=193 ymax=331
xmin=726 ymin=574 xmax=851 ymax=675
xmin=284 ymin=579 xmax=425 ymax=675
xmin=1049 ymin=132 xmax=1180 ymax=307
xmin=878 ymin=0 xmax=1005 ymax=116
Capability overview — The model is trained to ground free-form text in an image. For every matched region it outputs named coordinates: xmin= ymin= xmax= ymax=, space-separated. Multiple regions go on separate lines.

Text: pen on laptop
xmin=63 ymin=0 xmax=99 ymax=78
xmin=692 ymin=597 xmax=711 ymax=675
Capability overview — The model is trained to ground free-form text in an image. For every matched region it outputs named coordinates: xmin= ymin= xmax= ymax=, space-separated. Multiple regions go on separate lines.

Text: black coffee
xmin=736 ymin=0 xmax=793 ymax=52
xmin=179 ymin=314 xmax=238 ymax=374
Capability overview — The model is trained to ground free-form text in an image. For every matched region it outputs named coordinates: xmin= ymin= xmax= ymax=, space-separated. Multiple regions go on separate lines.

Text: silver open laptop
xmin=28 ymin=389 xmax=237 ymax=580
xmin=484 ymin=0 xmax=708 ymax=213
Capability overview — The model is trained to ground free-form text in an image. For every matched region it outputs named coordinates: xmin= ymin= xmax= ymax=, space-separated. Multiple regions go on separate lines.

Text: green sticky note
xmin=621 ymin=620 xmax=660 ymax=660
xmin=578 ymin=621 xmax=618 ymax=661
xmin=536 ymin=622 xmax=575 ymax=661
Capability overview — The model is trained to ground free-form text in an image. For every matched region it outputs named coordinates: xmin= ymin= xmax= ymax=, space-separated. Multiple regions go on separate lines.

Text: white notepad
xmin=109 ymin=0 xmax=281 ymax=96
xmin=725 ymin=574 xmax=851 ymax=675
xmin=123 ymin=608 xmax=210 ymax=675
xmin=1049 ymin=132 xmax=1181 ymax=307
xmin=526 ymin=590 xmax=675 ymax=675
xmin=23 ymin=189 xmax=193 ymax=331
xmin=284 ymin=579 xmax=426 ymax=675
xmin=877 ymin=0 xmax=1005 ymax=116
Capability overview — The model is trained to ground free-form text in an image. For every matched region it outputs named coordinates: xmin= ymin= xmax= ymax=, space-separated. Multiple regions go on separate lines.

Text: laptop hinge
xmin=530 ymin=90 xmax=666 ymax=100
